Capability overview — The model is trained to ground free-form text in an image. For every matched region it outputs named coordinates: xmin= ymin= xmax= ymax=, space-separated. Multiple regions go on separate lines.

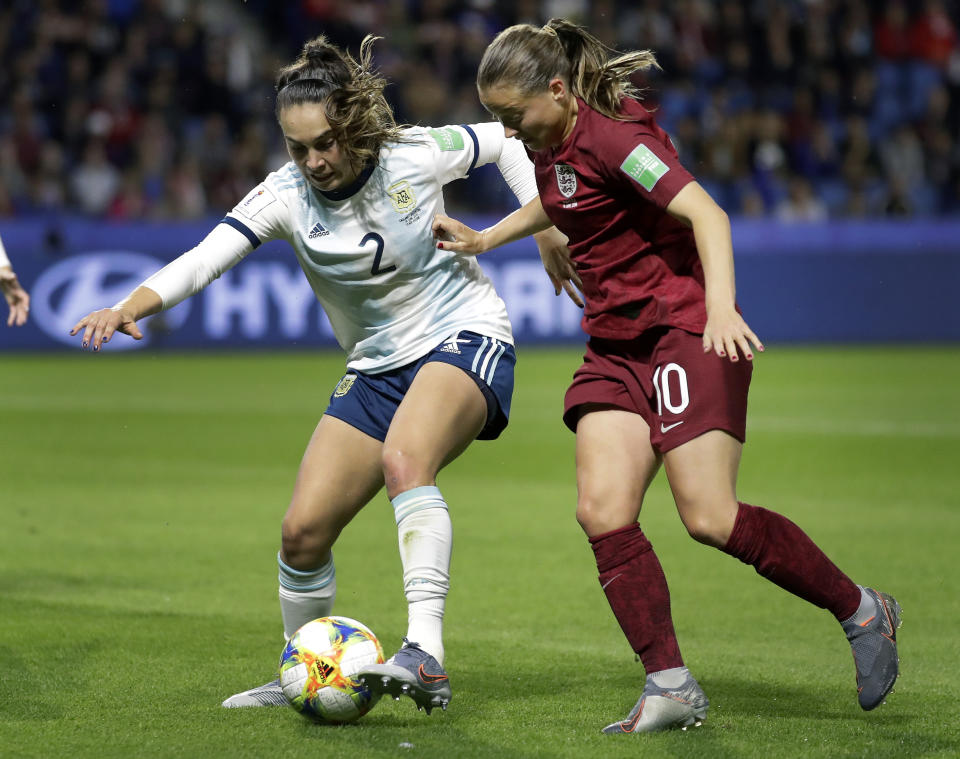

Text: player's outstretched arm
xmin=0 ymin=265 xmax=30 ymax=327
xmin=68 ymin=220 xmax=259 ymax=352
xmin=70 ymin=285 xmax=162 ymax=352
xmin=433 ymin=196 xmax=553 ymax=256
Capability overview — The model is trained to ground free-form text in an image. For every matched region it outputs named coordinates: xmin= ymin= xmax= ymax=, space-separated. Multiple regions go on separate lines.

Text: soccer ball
xmin=278 ymin=616 xmax=385 ymax=723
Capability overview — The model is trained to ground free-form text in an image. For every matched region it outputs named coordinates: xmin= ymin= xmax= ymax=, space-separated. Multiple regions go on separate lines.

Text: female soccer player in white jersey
xmin=70 ymin=34 xmax=574 ymax=715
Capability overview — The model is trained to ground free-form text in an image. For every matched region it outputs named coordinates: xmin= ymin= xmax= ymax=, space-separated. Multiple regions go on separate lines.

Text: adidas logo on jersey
xmin=308 ymin=222 xmax=329 ymax=239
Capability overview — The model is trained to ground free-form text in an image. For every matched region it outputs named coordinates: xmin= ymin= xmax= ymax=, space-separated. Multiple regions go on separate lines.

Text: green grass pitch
xmin=1 ymin=345 xmax=958 ymax=758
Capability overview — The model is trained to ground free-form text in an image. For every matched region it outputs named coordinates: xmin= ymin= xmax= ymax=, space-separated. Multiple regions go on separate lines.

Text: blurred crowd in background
xmin=1 ymin=0 xmax=959 ymax=222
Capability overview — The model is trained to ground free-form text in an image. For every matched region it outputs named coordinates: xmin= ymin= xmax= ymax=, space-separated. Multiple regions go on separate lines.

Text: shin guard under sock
xmin=721 ymin=502 xmax=861 ymax=621
xmin=590 ymin=523 xmax=684 ymax=674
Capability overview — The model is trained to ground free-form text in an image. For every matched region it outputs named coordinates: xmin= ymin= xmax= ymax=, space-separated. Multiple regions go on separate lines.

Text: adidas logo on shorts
xmin=308 ymin=222 xmax=329 ymax=239
xmin=440 ymin=336 xmax=464 ymax=354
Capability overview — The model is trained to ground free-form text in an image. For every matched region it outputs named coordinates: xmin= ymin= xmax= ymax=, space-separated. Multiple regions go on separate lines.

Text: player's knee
xmin=381 ymin=444 xmax=433 ymax=496
xmin=280 ymin=516 xmax=331 ymax=569
xmin=679 ymin=508 xmax=735 ymax=548
xmin=576 ymin=493 xmax=635 ymax=537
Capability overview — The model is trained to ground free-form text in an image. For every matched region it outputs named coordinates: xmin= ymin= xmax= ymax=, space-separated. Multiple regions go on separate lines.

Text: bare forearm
xmin=666 ymin=182 xmax=736 ymax=309
xmin=480 ymin=196 xmax=552 ymax=251
xmin=691 ymin=207 xmax=736 ymax=310
xmin=113 ymin=286 xmax=163 ymax=320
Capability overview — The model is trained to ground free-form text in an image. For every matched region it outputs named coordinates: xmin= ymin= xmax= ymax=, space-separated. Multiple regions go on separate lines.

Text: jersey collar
xmin=314 ymin=163 xmax=375 ymax=201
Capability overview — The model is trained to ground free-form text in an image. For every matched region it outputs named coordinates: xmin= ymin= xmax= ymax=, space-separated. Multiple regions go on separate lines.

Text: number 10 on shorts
xmin=652 ymin=363 xmax=690 ymax=416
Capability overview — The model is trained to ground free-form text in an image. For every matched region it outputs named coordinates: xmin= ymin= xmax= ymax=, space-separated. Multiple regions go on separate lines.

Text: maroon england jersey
xmin=533 ymin=97 xmax=706 ymax=340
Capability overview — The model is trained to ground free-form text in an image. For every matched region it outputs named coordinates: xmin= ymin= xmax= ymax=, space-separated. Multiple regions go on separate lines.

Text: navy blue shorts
xmin=323 ymin=331 xmax=516 ymax=442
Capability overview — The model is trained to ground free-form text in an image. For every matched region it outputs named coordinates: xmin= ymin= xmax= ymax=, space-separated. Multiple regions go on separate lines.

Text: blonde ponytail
xmin=478 ymin=19 xmax=659 ymax=121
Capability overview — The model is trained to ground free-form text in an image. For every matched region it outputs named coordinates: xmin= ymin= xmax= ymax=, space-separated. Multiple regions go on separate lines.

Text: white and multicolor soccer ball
xmin=278 ymin=616 xmax=385 ymax=723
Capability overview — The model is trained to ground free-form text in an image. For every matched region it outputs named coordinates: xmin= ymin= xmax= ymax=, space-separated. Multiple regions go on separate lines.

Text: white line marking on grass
xmin=747 ymin=416 xmax=960 ymax=439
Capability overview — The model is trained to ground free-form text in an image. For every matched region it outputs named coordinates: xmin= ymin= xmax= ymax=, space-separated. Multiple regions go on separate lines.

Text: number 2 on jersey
xmin=360 ymin=232 xmax=396 ymax=276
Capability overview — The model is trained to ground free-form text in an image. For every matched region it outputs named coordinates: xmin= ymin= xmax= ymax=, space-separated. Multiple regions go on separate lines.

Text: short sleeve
xmin=223 ymin=177 xmax=293 ymax=247
xmin=417 ymin=124 xmax=491 ymax=186
xmin=600 ymin=124 xmax=694 ymax=210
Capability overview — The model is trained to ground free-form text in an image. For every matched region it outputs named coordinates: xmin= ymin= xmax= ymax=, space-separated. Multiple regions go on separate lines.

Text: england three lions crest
xmin=555 ymin=163 xmax=577 ymax=198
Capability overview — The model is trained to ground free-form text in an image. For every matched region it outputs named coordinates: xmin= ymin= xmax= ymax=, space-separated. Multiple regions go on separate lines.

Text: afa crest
xmin=555 ymin=163 xmax=577 ymax=198
xmin=387 ymin=180 xmax=416 ymax=212
xmin=333 ymin=374 xmax=357 ymax=398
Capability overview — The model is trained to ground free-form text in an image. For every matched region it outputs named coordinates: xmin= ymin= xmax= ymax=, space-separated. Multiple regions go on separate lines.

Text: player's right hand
xmin=70 ymin=307 xmax=143 ymax=351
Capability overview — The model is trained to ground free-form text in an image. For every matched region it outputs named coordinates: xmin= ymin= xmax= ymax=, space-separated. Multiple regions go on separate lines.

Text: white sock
xmin=648 ymin=666 xmax=690 ymax=689
xmin=392 ymin=485 xmax=451 ymax=665
xmin=841 ymin=586 xmax=875 ymax=627
xmin=277 ymin=552 xmax=336 ymax=639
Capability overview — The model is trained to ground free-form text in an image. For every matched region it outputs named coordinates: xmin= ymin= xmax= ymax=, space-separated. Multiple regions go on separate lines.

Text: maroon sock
xmin=721 ymin=502 xmax=860 ymax=620
xmin=589 ymin=523 xmax=684 ymax=674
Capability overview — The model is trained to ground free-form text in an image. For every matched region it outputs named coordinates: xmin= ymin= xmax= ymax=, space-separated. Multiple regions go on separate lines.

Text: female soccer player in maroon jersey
xmin=433 ymin=18 xmax=902 ymax=733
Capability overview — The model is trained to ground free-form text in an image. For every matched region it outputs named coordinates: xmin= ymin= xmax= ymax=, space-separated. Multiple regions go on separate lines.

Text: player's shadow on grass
xmin=706 ymin=677 xmax=960 ymax=756
xmin=292 ymin=711 xmax=555 ymax=759
xmin=704 ymin=675 xmax=909 ymax=724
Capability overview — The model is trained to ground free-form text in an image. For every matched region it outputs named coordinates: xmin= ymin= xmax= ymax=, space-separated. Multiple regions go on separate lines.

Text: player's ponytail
xmin=275 ymin=35 xmax=352 ymax=108
xmin=478 ymin=19 xmax=659 ymax=121
xmin=275 ymin=35 xmax=406 ymax=171
xmin=300 ymin=37 xmax=352 ymax=78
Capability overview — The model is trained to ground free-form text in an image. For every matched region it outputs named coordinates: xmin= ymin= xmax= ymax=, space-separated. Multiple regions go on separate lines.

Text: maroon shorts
xmin=563 ymin=327 xmax=752 ymax=453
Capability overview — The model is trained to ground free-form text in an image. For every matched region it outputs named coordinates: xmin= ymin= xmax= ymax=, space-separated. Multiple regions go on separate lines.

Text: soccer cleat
xmin=843 ymin=588 xmax=902 ymax=711
xmin=221 ymin=678 xmax=287 ymax=708
xmin=357 ymin=639 xmax=451 ymax=714
xmin=602 ymin=673 xmax=709 ymax=734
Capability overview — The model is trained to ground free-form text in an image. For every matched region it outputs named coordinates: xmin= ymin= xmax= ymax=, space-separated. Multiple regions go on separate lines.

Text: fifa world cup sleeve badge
xmin=333 ymin=374 xmax=357 ymax=398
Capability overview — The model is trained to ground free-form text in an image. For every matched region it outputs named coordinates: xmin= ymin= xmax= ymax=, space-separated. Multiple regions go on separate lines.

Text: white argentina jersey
xmin=223 ymin=123 xmax=526 ymax=373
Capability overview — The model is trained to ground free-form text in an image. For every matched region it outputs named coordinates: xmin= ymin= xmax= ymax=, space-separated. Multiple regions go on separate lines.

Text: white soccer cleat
xmin=221 ymin=678 xmax=287 ymax=708
xmin=602 ymin=673 xmax=708 ymax=733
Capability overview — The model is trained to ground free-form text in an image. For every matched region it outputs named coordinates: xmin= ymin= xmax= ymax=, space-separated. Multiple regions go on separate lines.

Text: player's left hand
xmin=533 ymin=227 xmax=583 ymax=308
xmin=0 ymin=266 xmax=30 ymax=327
xmin=432 ymin=214 xmax=485 ymax=255
xmin=703 ymin=305 xmax=763 ymax=362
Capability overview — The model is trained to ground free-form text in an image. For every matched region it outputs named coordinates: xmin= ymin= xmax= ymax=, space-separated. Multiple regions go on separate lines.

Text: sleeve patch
xmin=428 ymin=127 xmax=465 ymax=151
xmin=236 ymin=185 xmax=278 ymax=220
xmin=620 ymin=144 xmax=670 ymax=191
